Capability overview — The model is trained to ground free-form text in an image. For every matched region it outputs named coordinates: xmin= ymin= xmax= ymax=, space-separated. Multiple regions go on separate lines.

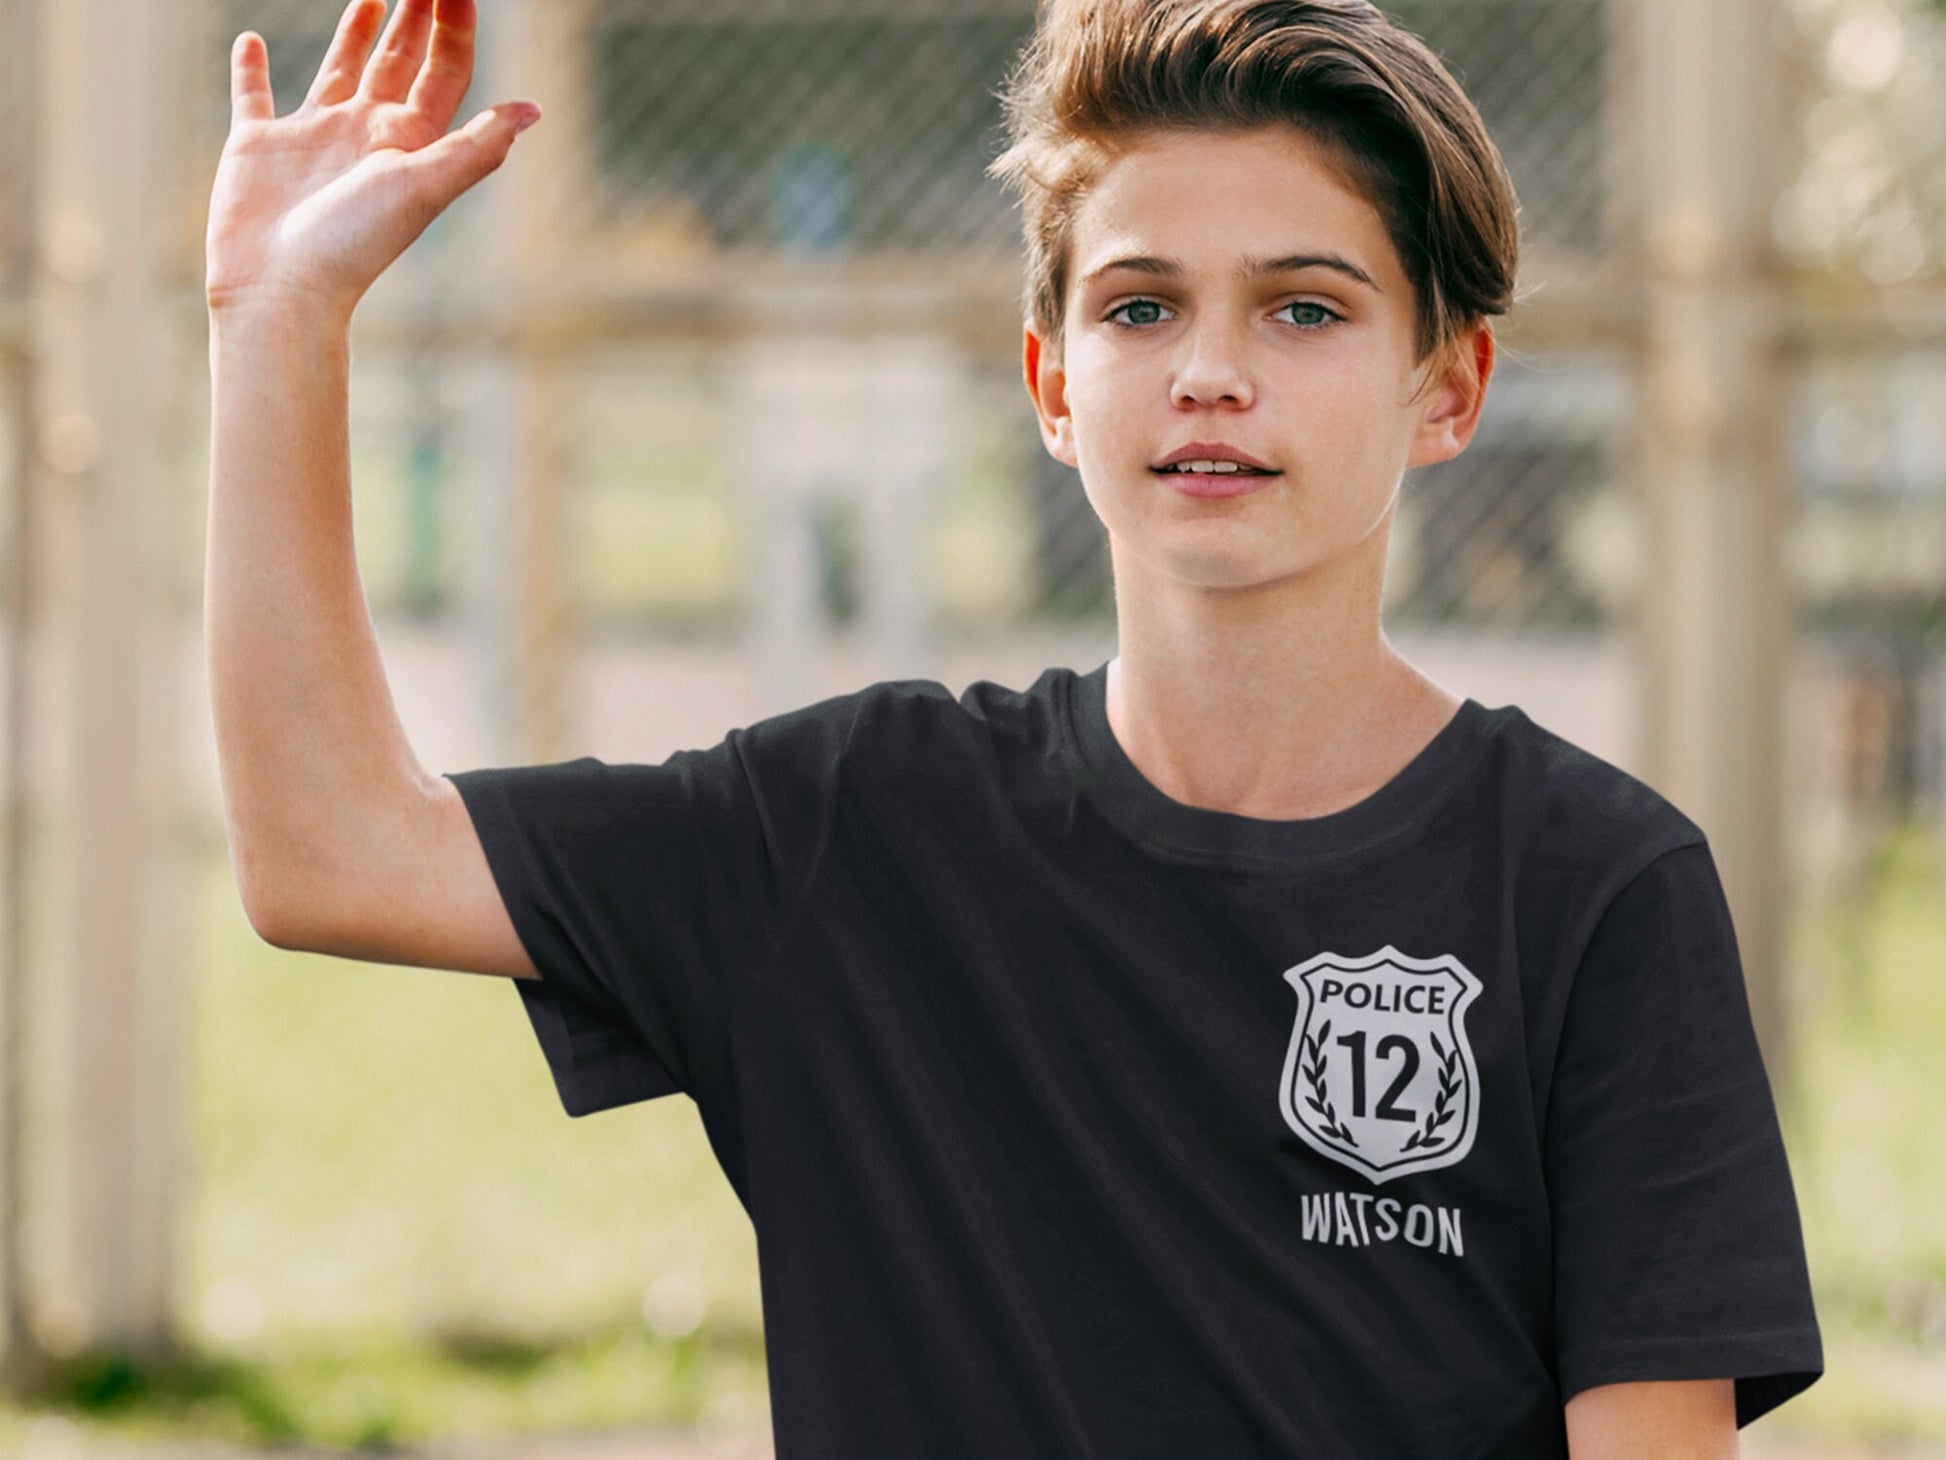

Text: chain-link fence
xmin=176 ymin=0 xmax=1946 ymax=665
xmin=1781 ymin=0 xmax=1946 ymax=830
xmin=187 ymin=0 xmax=1660 ymax=648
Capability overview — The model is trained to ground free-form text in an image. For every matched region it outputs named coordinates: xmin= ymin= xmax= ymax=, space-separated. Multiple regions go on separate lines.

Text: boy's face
xmin=1023 ymin=124 xmax=1493 ymax=599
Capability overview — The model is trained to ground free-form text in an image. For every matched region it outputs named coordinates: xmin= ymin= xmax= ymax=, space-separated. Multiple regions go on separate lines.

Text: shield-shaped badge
xmin=1278 ymin=946 xmax=1484 ymax=1184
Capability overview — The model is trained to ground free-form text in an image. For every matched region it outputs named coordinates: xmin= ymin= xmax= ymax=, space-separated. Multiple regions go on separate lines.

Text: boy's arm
xmin=204 ymin=5 xmax=542 ymax=971
xmin=206 ymin=299 xmax=535 ymax=979
xmin=1565 ymin=1378 xmax=1737 ymax=1459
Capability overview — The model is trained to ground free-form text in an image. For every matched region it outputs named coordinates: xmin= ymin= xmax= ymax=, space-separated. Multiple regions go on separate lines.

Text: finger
xmin=403 ymin=0 xmax=477 ymax=131
xmin=230 ymin=33 xmax=275 ymax=125
xmin=361 ymin=0 xmax=438 ymax=106
xmin=304 ymin=0 xmax=384 ymax=110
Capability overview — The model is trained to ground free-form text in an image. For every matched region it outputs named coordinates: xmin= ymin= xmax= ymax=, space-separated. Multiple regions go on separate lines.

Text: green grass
xmin=5 ymin=821 xmax=1946 ymax=1451
xmin=1757 ymin=818 xmax=1946 ymax=1447
xmin=0 ymin=1322 xmax=768 ymax=1453
xmin=0 ymin=852 xmax=774 ymax=1452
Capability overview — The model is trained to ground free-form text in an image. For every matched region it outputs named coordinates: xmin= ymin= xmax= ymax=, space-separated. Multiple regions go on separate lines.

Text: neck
xmin=1103 ymin=540 xmax=1457 ymax=821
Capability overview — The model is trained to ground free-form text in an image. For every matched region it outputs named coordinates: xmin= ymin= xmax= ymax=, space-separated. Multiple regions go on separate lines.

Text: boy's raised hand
xmin=206 ymin=0 xmax=540 ymax=322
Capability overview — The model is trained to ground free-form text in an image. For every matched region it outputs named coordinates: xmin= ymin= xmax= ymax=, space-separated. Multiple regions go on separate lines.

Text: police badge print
xmin=1279 ymin=947 xmax=1483 ymax=1257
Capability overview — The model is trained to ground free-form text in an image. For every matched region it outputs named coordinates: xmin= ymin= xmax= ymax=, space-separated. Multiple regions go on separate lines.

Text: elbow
xmin=238 ymin=858 xmax=355 ymax=956
xmin=240 ymin=883 xmax=301 ymax=951
xmin=231 ymin=849 xmax=310 ymax=952
xmin=223 ymin=807 xmax=385 ymax=959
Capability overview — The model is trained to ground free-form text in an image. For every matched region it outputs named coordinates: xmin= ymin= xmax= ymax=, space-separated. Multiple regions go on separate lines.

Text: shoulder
xmin=1473 ymin=700 xmax=1708 ymax=894
xmin=734 ymin=666 xmax=1069 ymax=769
xmin=1471 ymin=704 xmax=1736 ymax=1044
xmin=812 ymin=667 xmax=1069 ymax=748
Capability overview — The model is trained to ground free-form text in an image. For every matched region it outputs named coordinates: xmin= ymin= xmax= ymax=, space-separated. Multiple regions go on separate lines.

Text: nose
xmin=1169 ymin=317 xmax=1256 ymax=410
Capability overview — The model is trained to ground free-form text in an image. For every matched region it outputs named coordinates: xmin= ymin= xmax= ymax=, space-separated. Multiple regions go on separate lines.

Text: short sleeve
xmin=1546 ymin=839 xmax=1823 ymax=1425
xmin=442 ymin=693 xmax=854 ymax=1118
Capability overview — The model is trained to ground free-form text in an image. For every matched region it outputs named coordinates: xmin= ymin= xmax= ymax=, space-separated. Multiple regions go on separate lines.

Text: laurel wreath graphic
xmin=1300 ymin=1019 xmax=1359 ymax=1148
xmin=1400 ymin=1031 xmax=1462 ymax=1154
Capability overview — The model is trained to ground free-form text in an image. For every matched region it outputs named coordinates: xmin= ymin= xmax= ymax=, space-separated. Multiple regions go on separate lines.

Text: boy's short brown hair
xmin=986 ymin=0 xmax=1522 ymax=377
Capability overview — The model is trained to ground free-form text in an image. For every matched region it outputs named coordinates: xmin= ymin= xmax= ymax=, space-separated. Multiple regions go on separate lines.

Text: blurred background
xmin=1 ymin=0 xmax=1944 ymax=1454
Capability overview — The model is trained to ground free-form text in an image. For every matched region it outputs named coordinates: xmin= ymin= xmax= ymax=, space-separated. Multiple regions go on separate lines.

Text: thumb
xmin=417 ymin=102 xmax=543 ymax=201
xmin=468 ymin=101 xmax=543 ymax=142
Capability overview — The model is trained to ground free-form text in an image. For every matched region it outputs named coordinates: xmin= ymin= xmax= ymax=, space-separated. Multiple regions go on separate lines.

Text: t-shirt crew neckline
xmin=1061 ymin=659 xmax=1490 ymax=871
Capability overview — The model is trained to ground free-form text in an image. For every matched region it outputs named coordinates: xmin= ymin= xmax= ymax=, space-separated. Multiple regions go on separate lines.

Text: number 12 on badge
xmin=1279 ymin=946 xmax=1485 ymax=1185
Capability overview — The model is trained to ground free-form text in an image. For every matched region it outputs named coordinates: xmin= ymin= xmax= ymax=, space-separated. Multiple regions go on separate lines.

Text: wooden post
xmin=1 ymin=324 xmax=40 ymax=1388
xmin=1631 ymin=0 xmax=1795 ymax=1078
xmin=0 ymin=0 xmax=41 ymax=1383
xmin=449 ymin=0 xmax=586 ymax=764
xmin=27 ymin=0 xmax=185 ymax=1362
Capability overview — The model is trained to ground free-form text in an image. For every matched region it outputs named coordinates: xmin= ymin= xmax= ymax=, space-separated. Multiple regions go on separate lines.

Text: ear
xmin=1023 ymin=322 xmax=1080 ymax=469
xmin=1407 ymin=321 xmax=1496 ymax=469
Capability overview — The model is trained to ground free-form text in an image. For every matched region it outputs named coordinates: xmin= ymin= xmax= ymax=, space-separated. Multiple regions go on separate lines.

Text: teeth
xmin=1167 ymin=459 xmax=1252 ymax=474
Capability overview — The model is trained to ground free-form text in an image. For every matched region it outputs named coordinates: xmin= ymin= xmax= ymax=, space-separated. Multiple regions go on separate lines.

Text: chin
xmin=1129 ymin=543 xmax=1292 ymax=594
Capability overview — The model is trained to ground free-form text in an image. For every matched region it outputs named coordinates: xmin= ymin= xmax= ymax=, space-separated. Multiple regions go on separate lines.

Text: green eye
xmin=1283 ymin=302 xmax=1341 ymax=329
xmin=1109 ymin=299 xmax=1168 ymax=328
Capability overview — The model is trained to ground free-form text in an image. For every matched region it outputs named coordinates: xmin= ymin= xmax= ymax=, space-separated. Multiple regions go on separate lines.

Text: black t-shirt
xmin=444 ymin=661 xmax=1822 ymax=1458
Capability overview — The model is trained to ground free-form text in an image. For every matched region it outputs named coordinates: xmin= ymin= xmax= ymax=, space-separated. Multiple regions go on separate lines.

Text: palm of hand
xmin=206 ymin=0 xmax=536 ymax=318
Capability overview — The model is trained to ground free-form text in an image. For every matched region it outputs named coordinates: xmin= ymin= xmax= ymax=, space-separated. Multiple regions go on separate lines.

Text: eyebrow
xmin=1078 ymin=252 xmax=1382 ymax=294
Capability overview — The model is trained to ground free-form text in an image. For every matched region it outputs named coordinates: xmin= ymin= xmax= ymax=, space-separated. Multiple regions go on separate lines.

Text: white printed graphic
xmin=1278 ymin=946 xmax=1484 ymax=1185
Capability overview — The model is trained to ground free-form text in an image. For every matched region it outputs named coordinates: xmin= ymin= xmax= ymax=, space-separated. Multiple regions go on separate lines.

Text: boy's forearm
xmin=205 ymin=299 xmax=431 ymax=937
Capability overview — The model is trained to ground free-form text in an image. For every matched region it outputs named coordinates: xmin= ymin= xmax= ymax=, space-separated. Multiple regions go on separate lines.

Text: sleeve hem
xmin=514 ymin=975 xmax=682 ymax=1116
xmin=442 ymin=767 xmax=584 ymax=994
xmin=1559 ymin=1328 xmax=1824 ymax=1427
xmin=444 ymin=767 xmax=684 ymax=1115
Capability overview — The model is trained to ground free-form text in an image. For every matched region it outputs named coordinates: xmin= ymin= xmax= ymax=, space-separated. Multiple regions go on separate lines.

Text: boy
xmin=206 ymin=0 xmax=1822 ymax=1454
